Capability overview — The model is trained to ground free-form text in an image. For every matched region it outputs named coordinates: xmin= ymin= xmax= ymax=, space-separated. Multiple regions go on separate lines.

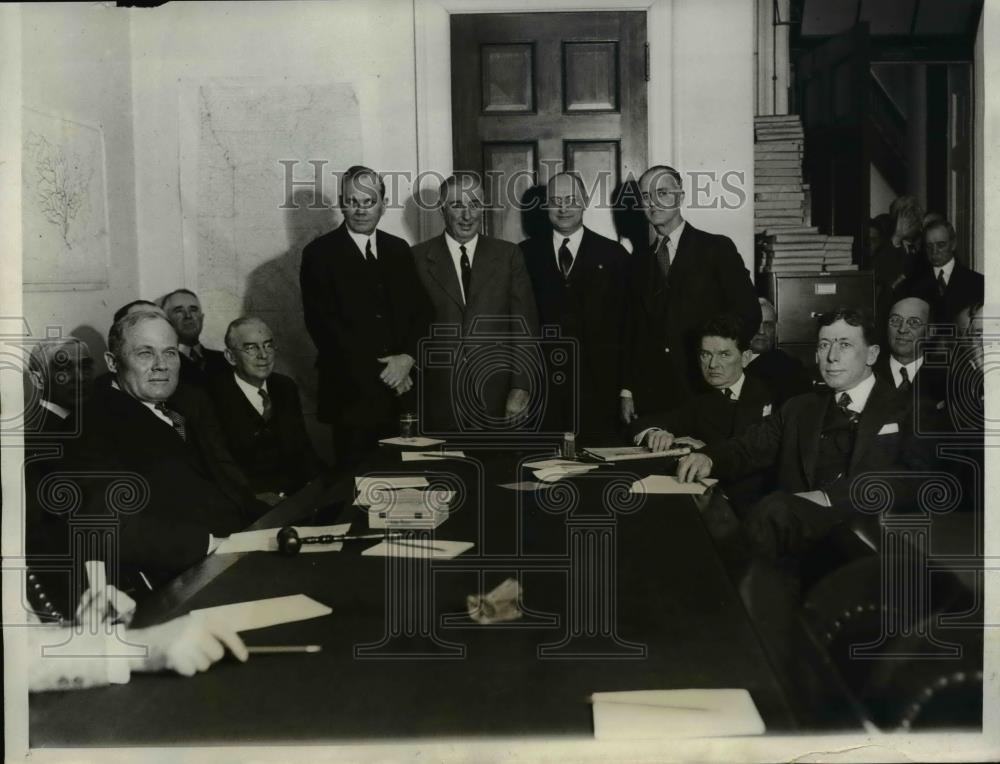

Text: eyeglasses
xmin=926 ymin=240 xmax=952 ymax=252
xmin=237 ymin=342 xmax=276 ymax=357
xmin=887 ymin=316 xmax=926 ymax=330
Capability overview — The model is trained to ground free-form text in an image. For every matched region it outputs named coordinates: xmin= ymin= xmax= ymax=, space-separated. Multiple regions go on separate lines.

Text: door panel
xmin=451 ymin=11 xmax=647 ymax=244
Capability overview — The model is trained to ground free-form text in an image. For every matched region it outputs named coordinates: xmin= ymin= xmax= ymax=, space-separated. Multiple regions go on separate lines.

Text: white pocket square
xmin=878 ymin=423 xmax=899 ymax=435
xmin=762 ymin=404 xmax=773 ymax=416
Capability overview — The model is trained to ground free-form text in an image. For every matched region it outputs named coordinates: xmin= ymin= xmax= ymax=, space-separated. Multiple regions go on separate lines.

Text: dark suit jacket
xmin=68 ymin=385 xmax=246 ymax=584
xmin=300 ymin=223 xmax=432 ymax=426
xmin=626 ymin=222 xmax=760 ymax=412
xmin=900 ymin=260 xmax=984 ymax=325
xmin=872 ymin=353 xmax=948 ymax=410
xmin=412 ymin=233 xmax=539 ymax=429
xmin=704 ymin=378 xmax=935 ymax=513
xmin=745 ymin=348 xmax=813 ymax=407
xmin=520 ymin=228 xmax=628 ymax=437
xmin=206 ymin=371 xmax=324 ymax=494
xmin=178 ymin=346 xmax=228 ymax=386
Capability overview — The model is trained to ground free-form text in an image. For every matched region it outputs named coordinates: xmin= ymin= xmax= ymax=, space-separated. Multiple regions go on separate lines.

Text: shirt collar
xmin=347 ymin=228 xmax=377 ymax=259
xmin=444 ymin=231 xmax=478 ymax=261
xmin=650 ymin=219 xmax=686 ymax=249
xmin=233 ymin=370 xmax=268 ymax=401
xmin=936 ymin=257 xmax=956 ymax=283
xmin=723 ymin=372 xmax=746 ymax=401
xmin=552 ymin=227 xmax=585 ymax=258
xmin=179 ymin=342 xmax=202 ymax=359
xmin=889 ymin=355 xmax=924 ymax=386
xmin=38 ymin=399 xmax=70 ymax=420
xmin=837 ymin=371 xmax=877 ymax=413
xmin=112 ymin=380 xmax=174 ymax=424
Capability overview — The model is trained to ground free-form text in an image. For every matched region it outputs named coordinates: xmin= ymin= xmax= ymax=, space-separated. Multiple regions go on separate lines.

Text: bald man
xmin=874 ymin=296 xmax=946 ymax=408
xmin=743 ymin=297 xmax=812 ymax=406
xmin=519 ymin=172 xmax=629 ymax=438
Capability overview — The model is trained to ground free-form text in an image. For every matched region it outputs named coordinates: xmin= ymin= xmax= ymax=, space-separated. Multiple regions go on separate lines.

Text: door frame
xmin=414 ymin=0 xmax=673 ymax=241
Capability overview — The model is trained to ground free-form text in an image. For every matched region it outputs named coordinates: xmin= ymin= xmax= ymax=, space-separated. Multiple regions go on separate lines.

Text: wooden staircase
xmin=754 ymin=114 xmax=856 ymax=273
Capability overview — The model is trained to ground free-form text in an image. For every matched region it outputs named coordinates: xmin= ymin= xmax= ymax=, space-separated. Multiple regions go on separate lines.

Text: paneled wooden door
xmin=451 ymin=11 xmax=648 ymax=244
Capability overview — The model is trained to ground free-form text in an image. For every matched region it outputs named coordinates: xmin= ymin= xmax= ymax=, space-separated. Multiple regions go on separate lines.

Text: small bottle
xmin=561 ymin=432 xmax=576 ymax=460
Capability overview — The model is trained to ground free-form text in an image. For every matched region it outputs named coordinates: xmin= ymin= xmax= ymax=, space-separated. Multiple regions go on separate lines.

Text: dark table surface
xmin=30 ymin=447 xmax=799 ymax=745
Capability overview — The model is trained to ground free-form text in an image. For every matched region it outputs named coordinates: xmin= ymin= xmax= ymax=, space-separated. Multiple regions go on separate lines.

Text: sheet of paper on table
xmin=361 ymin=539 xmax=473 ymax=559
xmin=523 ymin=458 xmax=584 ymax=469
xmin=379 ymin=436 xmax=446 ymax=447
xmin=584 ymin=446 xmax=690 ymax=462
xmin=401 ymin=450 xmax=466 ymax=462
xmin=591 ymin=689 xmax=765 ymax=739
xmin=355 ymin=488 xmax=454 ymax=508
xmin=215 ymin=523 xmax=352 ymax=554
xmin=533 ymin=464 xmax=600 ymax=482
xmin=498 ymin=480 xmax=556 ymax=491
xmin=190 ymin=594 xmax=332 ymax=633
xmin=630 ymin=475 xmax=707 ymax=495
xmin=355 ymin=476 xmax=429 ymax=500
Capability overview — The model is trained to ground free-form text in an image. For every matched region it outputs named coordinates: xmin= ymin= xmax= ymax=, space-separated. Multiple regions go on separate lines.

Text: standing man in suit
xmin=744 ymin=298 xmax=813 ymax=406
xmin=676 ymin=308 xmax=935 ymax=559
xmin=160 ymin=289 xmax=227 ymax=385
xmin=623 ymin=165 xmax=760 ymax=422
xmin=300 ymin=165 xmax=432 ymax=468
xmin=207 ymin=317 xmax=324 ymax=503
xmin=519 ymin=172 xmax=628 ymax=439
xmin=873 ymin=296 xmax=946 ymax=409
xmin=901 ymin=219 xmax=984 ymax=326
xmin=412 ymin=173 xmax=539 ymax=434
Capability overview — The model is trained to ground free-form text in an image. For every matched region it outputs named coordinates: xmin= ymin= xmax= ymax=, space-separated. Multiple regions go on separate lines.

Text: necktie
xmin=459 ymin=244 xmax=472 ymax=304
xmin=721 ymin=387 xmax=733 ymax=400
xmin=898 ymin=366 xmax=911 ymax=393
xmin=155 ymin=403 xmax=187 ymax=441
xmin=190 ymin=345 xmax=204 ymax=369
xmin=258 ymin=388 xmax=272 ymax=422
xmin=558 ymin=238 xmax=573 ymax=277
xmin=836 ymin=392 xmax=858 ymax=424
xmin=364 ymin=238 xmax=376 ymax=266
xmin=655 ymin=235 xmax=672 ymax=281
xmin=937 ymin=269 xmax=947 ymax=296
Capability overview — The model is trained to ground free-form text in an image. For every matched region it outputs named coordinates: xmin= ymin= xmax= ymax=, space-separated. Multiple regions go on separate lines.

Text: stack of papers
xmin=533 ymin=464 xmax=600 ymax=482
xmin=629 ymin=475 xmax=709 ymax=495
xmin=215 ymin=523 xmax=351 ymax=554
xmin=355 ymin=475 xmax=429 ymax=505
xmin=584 ymin=446 xmax=690 ymax=462
xmin=379 ymin=436 xmax=446 ymax=447
xmin=361 ymin=538 xmax=473 ymax=559
xmin=401 ymin=450 xmax=466 ymax=462
xmin=523 ymin=458 xmax=582 ymax=469
xmin=591 ymin=689 xmax=765 ymax=739
xmin=363 ymin=488 xmax=455 ymax=530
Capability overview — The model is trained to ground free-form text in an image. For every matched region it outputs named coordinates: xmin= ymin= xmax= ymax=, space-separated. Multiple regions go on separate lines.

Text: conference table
xmin=31 ymin=445 xmax=803 ymax=745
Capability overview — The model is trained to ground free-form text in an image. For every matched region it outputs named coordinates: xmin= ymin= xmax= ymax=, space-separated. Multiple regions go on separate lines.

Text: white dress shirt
xmin=650 ymin=219 xmax=686 ymax=264
xmin=348 ymin=228 xmax=378 ymax=260
xmin=888 ymin=356 xmax=924 ymax=388
xmin=233 ymin=372 xmax=269 ymax=416
xmin=836 ymin=371 xmax=877 ymax=414
xmin=934 ymin=257 xmax=956 ymax=286
xmin=552 ymin=227 xmax=584 ymax=274
xmin=444 ymin=231 xmax=478 ymax=303
xmin=635 ymin=373 xmax=747 ymax=445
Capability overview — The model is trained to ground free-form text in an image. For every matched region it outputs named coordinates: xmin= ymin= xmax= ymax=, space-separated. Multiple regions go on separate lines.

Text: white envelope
xmin=878 ymin=422 xmax=899 ymax=435
xmin=591 ymin=688 xmax=765 ymax=739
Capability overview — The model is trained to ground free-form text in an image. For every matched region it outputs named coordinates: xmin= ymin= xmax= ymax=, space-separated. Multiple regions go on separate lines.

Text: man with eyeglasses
xmin=206 ymin=317 xmax=324 ymax=505
xmin=874 ymin=296 xmax=946 ymax=408
xmin=900 ymin=218 xmax=984 ymax=326
xmin=623 ymin=165 xmax=760 ymax=421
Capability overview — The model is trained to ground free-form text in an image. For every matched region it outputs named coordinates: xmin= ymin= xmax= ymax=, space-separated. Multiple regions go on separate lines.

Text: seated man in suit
xmin=900 ymin=218 xmax=983 ymax=326
xmin=873 ymin=296 xmax=946 ymax=409
xmin=744 ymin=297 xmax=813 ymax=406
xmin=631 ymin=314 xmax=776 ymax=510
xmin=519 ymin=172 xmax=628 ymax=439
xmin=25 ymin=337 xmax=94 ymax=435
xmin=677 ymin=307 xmax=936 ymax=560
xmin=413 ymin=173 xmax=539 ymax=434
xmin=71 ymin=311 xmax=246 ymax=590
xmin=160 ymin=288 xmax=228 ymax=384
xmin=207 ymin=317 xmax=324 ymax=504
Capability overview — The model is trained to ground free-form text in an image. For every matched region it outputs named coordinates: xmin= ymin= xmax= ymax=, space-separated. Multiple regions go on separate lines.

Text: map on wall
xmin=22 ymin=107 xmax=110 ymax=290
xmin=179 ymin=78 xmax=363 ymax=416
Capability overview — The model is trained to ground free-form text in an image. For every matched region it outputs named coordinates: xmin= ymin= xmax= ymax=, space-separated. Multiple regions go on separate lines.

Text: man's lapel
xmin=849 ymin=378 xmax=898 ymax=473
xmin=798 ymin=393 xmax=827 ymax=484
xmin=424 ymin=235 xmax=465 ymax=310
xmin=734 ymin=375 xmax=771 ymax=433
xmin=466 ymin=236 xmax=500 ymax=311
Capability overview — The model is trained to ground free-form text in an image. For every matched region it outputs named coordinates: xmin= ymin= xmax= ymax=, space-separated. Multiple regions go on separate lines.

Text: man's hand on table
xmin=128 ymin=615 xmax=247 ymax=677
xmin=676 ymin=452 xmax=713 ymax=483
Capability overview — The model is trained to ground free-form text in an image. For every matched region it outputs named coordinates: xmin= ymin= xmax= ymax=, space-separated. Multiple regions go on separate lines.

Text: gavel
xmin=276 ymin=526 xmax=403 ymax=556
